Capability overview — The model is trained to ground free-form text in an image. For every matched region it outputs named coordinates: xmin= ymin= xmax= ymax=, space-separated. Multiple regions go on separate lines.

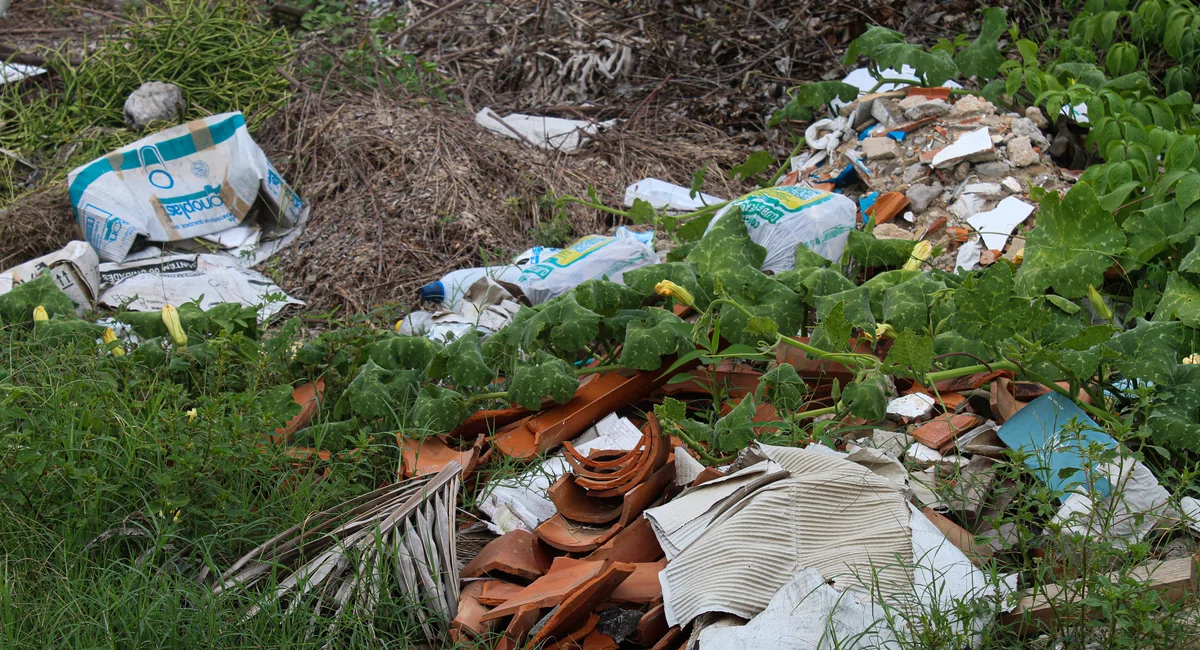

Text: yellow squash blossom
xmin=162 ymin=304 xmax=187 ymax=347
xmin=654 ymin=280 xmax=695 ymax=307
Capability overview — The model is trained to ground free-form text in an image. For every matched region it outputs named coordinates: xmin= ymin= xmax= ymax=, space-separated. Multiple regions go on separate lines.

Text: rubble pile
xmin=789 ymin=87 xmax=1078 ymax=272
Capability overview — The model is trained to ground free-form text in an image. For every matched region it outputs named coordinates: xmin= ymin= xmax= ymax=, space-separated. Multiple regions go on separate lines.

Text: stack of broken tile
xmin=791 ymin=87 xmax=1078 ymax=273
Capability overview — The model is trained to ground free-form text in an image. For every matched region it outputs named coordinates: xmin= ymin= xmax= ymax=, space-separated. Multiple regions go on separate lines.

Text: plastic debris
xmin=704 ymin=186 xmax=857 ymax=271
xmin=474 ymin=107 xmax=616 ymax=152
xmin=623 ymin=178 xmax=724 ymax=214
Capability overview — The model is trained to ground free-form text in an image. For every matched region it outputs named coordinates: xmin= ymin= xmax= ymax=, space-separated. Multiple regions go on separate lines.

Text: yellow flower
xmin=1012 ymin=248 xmax=1025 ymax=265
xmin=162 ymin=304 xmax=187 ymax=347
xmin=902 ymin=241 xmax=933 ymax=271
xmin=186 ymin=408 xmax=197 ymax=422
xmin=101 ymin=327 xmax=124 ymax=356
xmin=1184 ymin=354 xmax=1200 ymax=365
xmin=394 ymin=320 xmax=403 ymax=333
xmin=32 ymin=306 xmax=48 ymax=323
xmin=654 ymin=280 xmax=695 ymax=307
xmin=873 ymin=323 xmax=898 ymax=341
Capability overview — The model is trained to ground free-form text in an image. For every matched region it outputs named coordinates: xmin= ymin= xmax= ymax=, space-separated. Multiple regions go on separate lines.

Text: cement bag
xmin=517 ymin=230 xmax=657 ymax=304
xmin=706 ymin=186 xmax=856 ymax=272
xmin=66 ymin=112 xmax=308 ymax=263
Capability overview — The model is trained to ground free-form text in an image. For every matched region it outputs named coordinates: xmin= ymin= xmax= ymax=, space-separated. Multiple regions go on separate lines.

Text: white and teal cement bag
xmin=517 ymin=230 xmax=657 ymax=304
xmin=706 ymin=185 xmax=857 ymax=272
xmin=66 ymin=112 xmax=308 ymax=263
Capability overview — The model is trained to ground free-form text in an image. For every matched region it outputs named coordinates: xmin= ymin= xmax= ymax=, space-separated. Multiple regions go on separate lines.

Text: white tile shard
xmin=967 ymin=196 xmax=1035 ymax=252
xmin=931 ymin=127 xmax=993 ymax=168
xmin=887 ymin=393 xmax=936 ymax=420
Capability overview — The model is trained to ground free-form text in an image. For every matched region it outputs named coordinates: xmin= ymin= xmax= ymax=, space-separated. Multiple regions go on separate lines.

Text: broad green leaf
xmin=508 ymin=352 xmax=579 ymax=410
xmin=842 ymin=26 xmax=906 ymax=65
xmin=847 ymin=230 xmax=918 ymax=268
xmin=794 ymin=242 xmax=830 ymax=269
xmin=729 ymin=151 xmax=775 ymax=181
xmin=0 ymin=274 xmax=77 ymax=324
xmin=882 ymin=274 xmax=947 ymax=332
xmin=1132 ymin=285 xmax=1162 ymax=318
xmin=1147 ymin=365 xmax=1200 ymax=446
xmin=1123 ymin=201 xmax=1181 ymax=266
xmin=712 ymin=267 xmax=805 ymax=345
xmin=629 ymin=198 xmax=656 ymax=224
xmin=1016 ymin=184 xmax=1126 ymax=298
xmin=1105 ymin=42 xmax=1139 ymax=77
xmin=758 ymin=363 xmax=807 ymax=411
xmin=687 ymin=207 xmax=767 ymax=275
xmin=714 ymin=394 xmax=759 ymax=452
xmin=955 ymin=7 xmax=1008 ymax=79
xmin=843 ymin=375 xmax=889 ymax=422
xmin=884 ymin=330 xmax=934 ymax=380
xmin=862 ymin=270 xmax=922 ymax=316
xmin=1044 ymin=294 xmax=1081 ymax=314
xmin=34 ymin=319 xmax=105 ymax=346
xmin=953 ymin=263 xmax=1029 ymax=344
xmin=1103 ymin=318 xmax=1183 ymax=384
xmin=129 ymin=338 xmax=167 ymax=369
xmin=1180 ymin=240 xmax=1200 ymax=274
xmin=365 ymin=335 xmax=441 ymax=371
xmin=425 ymin=330 xmax=495 ymax=387
xmin=410 ymin=385 xmax=470 ymax=432
xmin=770 ymin=82 xmax=860 ymax=126
xmin=518 ymin=293 xmax=602 ymax=352
xmin=810 ymin=301 xmax=852 ymax=353
xmin=345 ymin=360 xmax=421 ymax=420
xmin=934 ymin=331 xmax=991 ymax=370
xmin=798 ymin=267 xmax=856 ymax=304
xmin=624 ymin=262 xmax=712 ymax=310
xmin=1166 ymin=135 xmax=1197 ymax=172
xmin=815 ymin=287 xmax=876 ymax=332
xmin=619 ymin=308 xmax=694 ymax=371
xmin=573 ymin=279 xmax=646 ymax=316
xmin=1154 ymin=272 xmax=1200 ymax=327
xmin=1177 ymin=172 xmax=1200 ymax=211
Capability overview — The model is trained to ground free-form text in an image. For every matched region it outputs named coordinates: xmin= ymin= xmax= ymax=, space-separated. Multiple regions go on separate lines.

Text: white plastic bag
xmin=66 ymin=112 xmax=308 ymax=264
xmin=706 ymin=186 xmax=857 ymax=272
xmin=517 ymin=230 xmax=657 ymax=304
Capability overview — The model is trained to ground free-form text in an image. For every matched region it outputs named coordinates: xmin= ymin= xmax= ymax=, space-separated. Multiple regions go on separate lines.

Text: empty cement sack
xmin=66 ymin=112 xmax=308 ymax=264
xmin=704 ymin=186 xmax=857 ymax=272
xmin=517 ymin=230 xmax=657 ymax=304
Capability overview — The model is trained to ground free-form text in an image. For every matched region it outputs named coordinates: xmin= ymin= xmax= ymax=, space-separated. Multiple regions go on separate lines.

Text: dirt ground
xmin=0 ymin=0 xmax=1066 ymax=312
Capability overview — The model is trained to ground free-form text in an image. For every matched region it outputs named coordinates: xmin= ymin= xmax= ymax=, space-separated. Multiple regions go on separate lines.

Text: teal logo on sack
xmin=518 ymin=236 xmax=614 ymax=282
xmin=159 ymin=184 xmax=225 ymax=219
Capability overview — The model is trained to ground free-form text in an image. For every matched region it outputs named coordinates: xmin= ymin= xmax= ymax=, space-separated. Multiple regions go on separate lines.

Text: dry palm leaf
xmin=212 ymin=462 xmax=462 ymax=645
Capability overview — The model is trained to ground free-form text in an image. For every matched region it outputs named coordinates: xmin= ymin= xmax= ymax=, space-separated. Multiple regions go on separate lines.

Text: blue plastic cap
xmin=419 ymin=281 xmax=445 ymax=303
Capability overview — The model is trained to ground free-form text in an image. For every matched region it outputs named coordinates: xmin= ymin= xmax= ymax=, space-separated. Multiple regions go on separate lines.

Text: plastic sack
xmin=705 ymin=186 xmax=857 ymax=272
xmin=66 ymin=112 xmax=308 ymax=264
xmin=517 ymin=230 xmax=657 ymax=304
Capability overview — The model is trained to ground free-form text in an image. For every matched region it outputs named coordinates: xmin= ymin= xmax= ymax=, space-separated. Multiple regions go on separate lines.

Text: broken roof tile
xmin=480 ymin=579 xmax=527 ymax=607
xmin=461 ymin=529 xmax=554 ymax=581
xmin=608 ymin=560 xmax=667 ymax=606
xmin=526 ymin=563 xmax=635 ymax=648
xmin=586 ymin=516 xmax=665 ymax=564
xmin=481 ymin=558 xmax=605 ymax=621
xmin=450 ymin=579 xmax=493 ymax=642
xmin=911 ymin=413 xmax=985 ymax=453
xmin=272 ymin=378 xmax=325 ymax=444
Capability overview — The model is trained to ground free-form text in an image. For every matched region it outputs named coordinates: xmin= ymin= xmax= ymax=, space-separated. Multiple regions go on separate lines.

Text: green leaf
xmin=1154 ymin=272 xmax=1200 ymax=327
xmin=690 ymin=164 xmax=709 ymax=199
xmin=0 ymin=274 xmax=76 ymax=324
xmin=953 ymin=263 xmax=1029 ymax=343
xmin=796 ymin=267 xmax=856 ymax=304
xmin=1132 ymin=285 xmax=1162 ymax=318
xmin=770 ymin=81 xmax=861 ymax=126
xmin=34 ymin=319 xmax=105 ymax=346
xmin=676 ymin=214 xmax=716 ymax=243
xmin=884 ymin=330 xmax=934 ymax=380
xmin=933 ymin=331 xmax=992 ymax=370
xmin=815 ymin=287 xmax=876 ymax=332
xmin=410 ymin=385 xmax=470 ymax=432
xmin=573 ymin=279 xmax=646 ymax=316
xmin=842 ymin=26 xmax=906 ymax=65
xmin=508 ymin=352 xmax=579 ymax=410
xmin=843 ymin=375 xmax=889 ymax=422
xmin=1105 ymin=42 xmax=1139 ymax=77
xmin=810 ymin=301 xmax=852 ymax=353
xmin=129 ymin=338 xmax=167 ymax=369
xmin=729 ymin=151 xmax=775 ymax=182
xmin=1123 ymin=201 xmax=1182 ymax=265
xmin=875 ymin=43 xmax=959 ymax=86
xmin=1181 ymin=240 xmax=1200 ymax=274
xmin=629 ymin=198 xmax=656 ymax=224
xmin=623 ymin=262 xmax=711 ymax=310
xmin=955 ymin=7 xmax=1008 ymax=79
xmin=619 ymin=308 xmax=694 ymax=371
xmin=1176 ymin=172 xmax=1200 ymax=211
xmin=847 ymin=230 xmax=918 ymax=268
xmin=425 ymin=330 xmax=495 ymax=387
xmin=654 ymin=397 xmax=689 ymax=428
xmin=1103 ymin=318 xmax=1183 ymax=384
xmin=758 ymin=363 xmax=807 ymax=411
xmin=366 ymin=335 xmax=441 ymax=371
xmin=254 ymin=384 xmax=303 ymax=429
xmin=687 ymin=207 xmax=767 ymax=275
xmin=517 ymin=293 xmax=602 ymax=352
xmin=794 ymin=242 xmax=830 ymax=269
xmin=882 ymin=274 xmax=947 ymax=331
xmin=1016 ymin=184 xmax=1126 ymax=299
xmin=1166 ymin=136 xmax=1197 ymax=172
xmin=714 ymin=394 xmax=758 ymax=452
xmin=345 ymin=360 xmax=421 ymax=420
xmin=712 ymin=267 xmax=806 ymax=346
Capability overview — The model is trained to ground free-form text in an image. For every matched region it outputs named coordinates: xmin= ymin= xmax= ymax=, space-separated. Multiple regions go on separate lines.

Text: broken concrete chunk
xmin=906 ymin=182 xmax=943 ymax=213
xmin=1011 ymin=117 xmax=1051 ymax=148
xmin=871 ymin=98 xmax=906 ymax=129
xmin=872 ymin=429 xmax=916 ymax=459
xmin=974 ymin=160 xmax=1011 ymax=179
xmin=863 ymin=137 xmax=900 ymax=160
xmin=902 ymin=163 xmax=928 ymax=184
xmin=949 ymin=95 xmax=996 ymax=117
xmin=124 ymin=81 xmax=186 ymax=131
xmin=963 ymin=182 xmax=1003 ymax=200
xmin=904 ymin=99 xmax=952 ymax=121
xmin=887 ymin=393 xmax=936 ymax=420
xmin=1001 ymin=176 xmax=1023 ymax=193
xmin=872 ymin=223 xmax=916 ymax=240
xmin=1007 ymin=136 xmax=1038 ymax=167
xmin=1025 ymin=105 xmax=1049 ymax=129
